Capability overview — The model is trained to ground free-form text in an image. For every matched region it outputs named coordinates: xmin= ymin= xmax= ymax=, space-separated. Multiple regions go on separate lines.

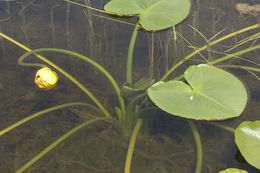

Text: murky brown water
xmin=0 ymin=0 xmax=260 ymax=172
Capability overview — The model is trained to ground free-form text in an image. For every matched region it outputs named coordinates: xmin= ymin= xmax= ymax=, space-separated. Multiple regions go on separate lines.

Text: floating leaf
xmin=235 ymin=121 xmax=260 ymax=169
xmin=104 ymin=0 xmax=191 ymax=31
xmin=121 ymin=78 xmax=154 ymax=98
xmin=148 ymin=64 xmax=248 ymax=120
xmin=218 ymin=168 xmax=248 ymax=173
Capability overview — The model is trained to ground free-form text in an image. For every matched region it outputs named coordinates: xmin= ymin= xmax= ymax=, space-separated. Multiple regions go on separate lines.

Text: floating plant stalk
xmin=0 ymin=102 xmax=101 ymax=136
xmin=15 ymin=118 xmax=102 ymax=173
xmin=0 ymin=32 xmax=114 ymax=119
xmin=124 ymin=118 xmax=143 ymax=173
xmin=188 ymin=120 xmax=202 ymax=173
xmin=126 ymin=23 xmax=139 ymax=85
xmin=160 ymin=23 xmax=260 ymax=81
xmin=18 ymin=48 xmax=126 ymax=119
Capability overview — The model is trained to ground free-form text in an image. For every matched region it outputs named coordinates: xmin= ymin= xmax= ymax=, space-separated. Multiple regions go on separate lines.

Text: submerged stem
xmin=187 ymin=120 xmax=202 ymax=173
xmin=0 ymin=102 xmax=99 ymax=136
xmin=126 ymin=23 xmax=139 ymax=85
xmin=18 ymin=48 xmax=112 ymax=119
xmin=208 ymin=122 xmax=235 ymax=133
xmin=18 ymin=48 xmax=126 ymax=119
xmin=172 ymin=43 xmax=260 ymax=81
xmin=0 ymin=33 xmax=114 ymax=119
xmin=15 ymin=118 xmax=102 ymax=173
xmin=124 ymin=118 xmax=143 ymax=173
xmin=160 ymin=23 xmax=260 ymax=81
xmin=64 ymin=0 xmax=111 ymax=14
xmin=208 ymin=44 xmax=260 ymax=65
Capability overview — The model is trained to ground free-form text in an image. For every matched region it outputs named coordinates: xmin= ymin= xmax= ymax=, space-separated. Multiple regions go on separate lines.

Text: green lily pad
xmin=218 ymin=168 xmax=248 ymax=173
xmin=235 ymin=121 xmax=260 ymax=169
xmin=147 ymin=64 xmax=248 ymax=120
xmin=121 ymin=78 xmax=155 ymax=98
xmin=104 ymin=0 xmax=191 ymax=31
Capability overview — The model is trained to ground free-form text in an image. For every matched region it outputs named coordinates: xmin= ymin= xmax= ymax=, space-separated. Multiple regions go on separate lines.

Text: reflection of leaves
xmin=235 ymin=121 xmax=260 ymax=169
xmin=148 ymin=64 xmax=248 ymax=120
xmin=104 ymin=0 xmax=191 ymax=31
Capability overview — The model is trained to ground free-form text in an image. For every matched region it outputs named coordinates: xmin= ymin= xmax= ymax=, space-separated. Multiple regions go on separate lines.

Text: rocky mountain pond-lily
xmin=0 ymin=0 xmax=260 ymax=172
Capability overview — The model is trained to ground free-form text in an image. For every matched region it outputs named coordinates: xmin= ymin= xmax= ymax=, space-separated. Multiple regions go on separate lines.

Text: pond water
xmin=0 ymin=0 xmax=260 ymax=172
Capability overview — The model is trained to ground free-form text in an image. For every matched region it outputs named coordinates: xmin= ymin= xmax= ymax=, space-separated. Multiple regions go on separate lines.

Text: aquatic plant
xmin=0 ymin=0 xmax=260 ymax=172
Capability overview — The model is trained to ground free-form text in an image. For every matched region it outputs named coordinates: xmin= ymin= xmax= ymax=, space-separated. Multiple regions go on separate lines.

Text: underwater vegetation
xmin=0 ymin=0 xmax=260 ymax=172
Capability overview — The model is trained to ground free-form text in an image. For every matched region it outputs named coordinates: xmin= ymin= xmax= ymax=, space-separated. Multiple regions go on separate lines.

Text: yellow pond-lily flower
xmin=35 ymin=67 xmax=58 ymax=90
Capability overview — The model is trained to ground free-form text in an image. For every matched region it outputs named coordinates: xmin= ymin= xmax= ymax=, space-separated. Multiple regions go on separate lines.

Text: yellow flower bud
xmin=35 ymin=67 xmax=58 ymax=90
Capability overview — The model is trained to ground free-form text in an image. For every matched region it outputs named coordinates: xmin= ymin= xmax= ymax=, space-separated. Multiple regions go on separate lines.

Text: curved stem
xmin=126 ymin=23 xmax=139 ymax=85
xmin=160 ymin=23 xmax=260 ymax=81
xmin=187 ymin=120 xmax=202 ymax=173
xmin=0 ymin=32 xmax=45 ymax=67
xmin=18 ymin=49 xmax=112 ymax=119
xmin=0 ymin=102 xmax=101 ymax=136
xmin=0 ymin=33 xmax=112 ymax=119
xmin=0 ymin=32 xmax=126 ymax=119
xmin=19 ymin=48 xmax=125 ymax=119
xmin=124 ymin=118 xmax=143 ymax=173
xmin=15 ymin=118 xmax=102 ymax=173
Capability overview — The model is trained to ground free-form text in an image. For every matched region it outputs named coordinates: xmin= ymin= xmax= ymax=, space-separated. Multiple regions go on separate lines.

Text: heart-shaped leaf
xmin=218 ymin=168 xmax=248 ymax=173
xmin=235 ymin=121 xmax=260 ymax=169
xmin=147 ymin=64 xmax=248 ymax=120
xmin=104 ymin=0 xmax=191 ymax=31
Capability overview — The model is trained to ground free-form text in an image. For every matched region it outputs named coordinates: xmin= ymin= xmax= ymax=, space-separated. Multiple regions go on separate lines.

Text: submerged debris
xmin=236 ymin=3 xmax=260 ymax=16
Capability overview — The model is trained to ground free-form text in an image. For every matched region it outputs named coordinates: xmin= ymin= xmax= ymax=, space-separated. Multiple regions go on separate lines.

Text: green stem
xmin=208 ymin=44 xmax=260 ymax=65
xmin=18 ymin=49 xmax=113 ymax=119
xmin=19 ymin=48 xmax=126 ymax=119
xmin=0 ymin=32 xmax=114 ymax=119
xmin=64 ymin=0 xmax=113 ymax=14
xmin=0 ymin=32 xmax=127 ymax=119
xmin=208 ymin=122 xmax=235 ymax=133
xmin=124 ymin=118 xmax=143 ymax=173
xmin=15 ymin=118 xmax=102 ymax=173
xmin=160 ymin=23 xmax=260 ymax=81
xmin=122 ymin=93 xmax=145 ymax=136
xmin=187 ymin=120 xmax=202 ymax=173
xmin=172 ymin=44 xmax=260 ymax=81
xmin=0 ymin=102 xmax=101 ymax=136
xmin=126 ymin=23 xmax=139 ymax=85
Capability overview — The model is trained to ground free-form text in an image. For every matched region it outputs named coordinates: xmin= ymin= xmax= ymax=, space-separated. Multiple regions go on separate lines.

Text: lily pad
xmin=218 ymin=168 xmax=248 ymax=173
xmin=235 ymin=121 xmax=260 ymax=169
xmin=104 ymin=0 xmax=191 ymax=31
xmin=219 ymin=168 xmax=248 ymax=173
xmin=121 ymin=78 xmax=155 ymax=98
xmin=147 ymin=64 xmax=248 ymax=120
